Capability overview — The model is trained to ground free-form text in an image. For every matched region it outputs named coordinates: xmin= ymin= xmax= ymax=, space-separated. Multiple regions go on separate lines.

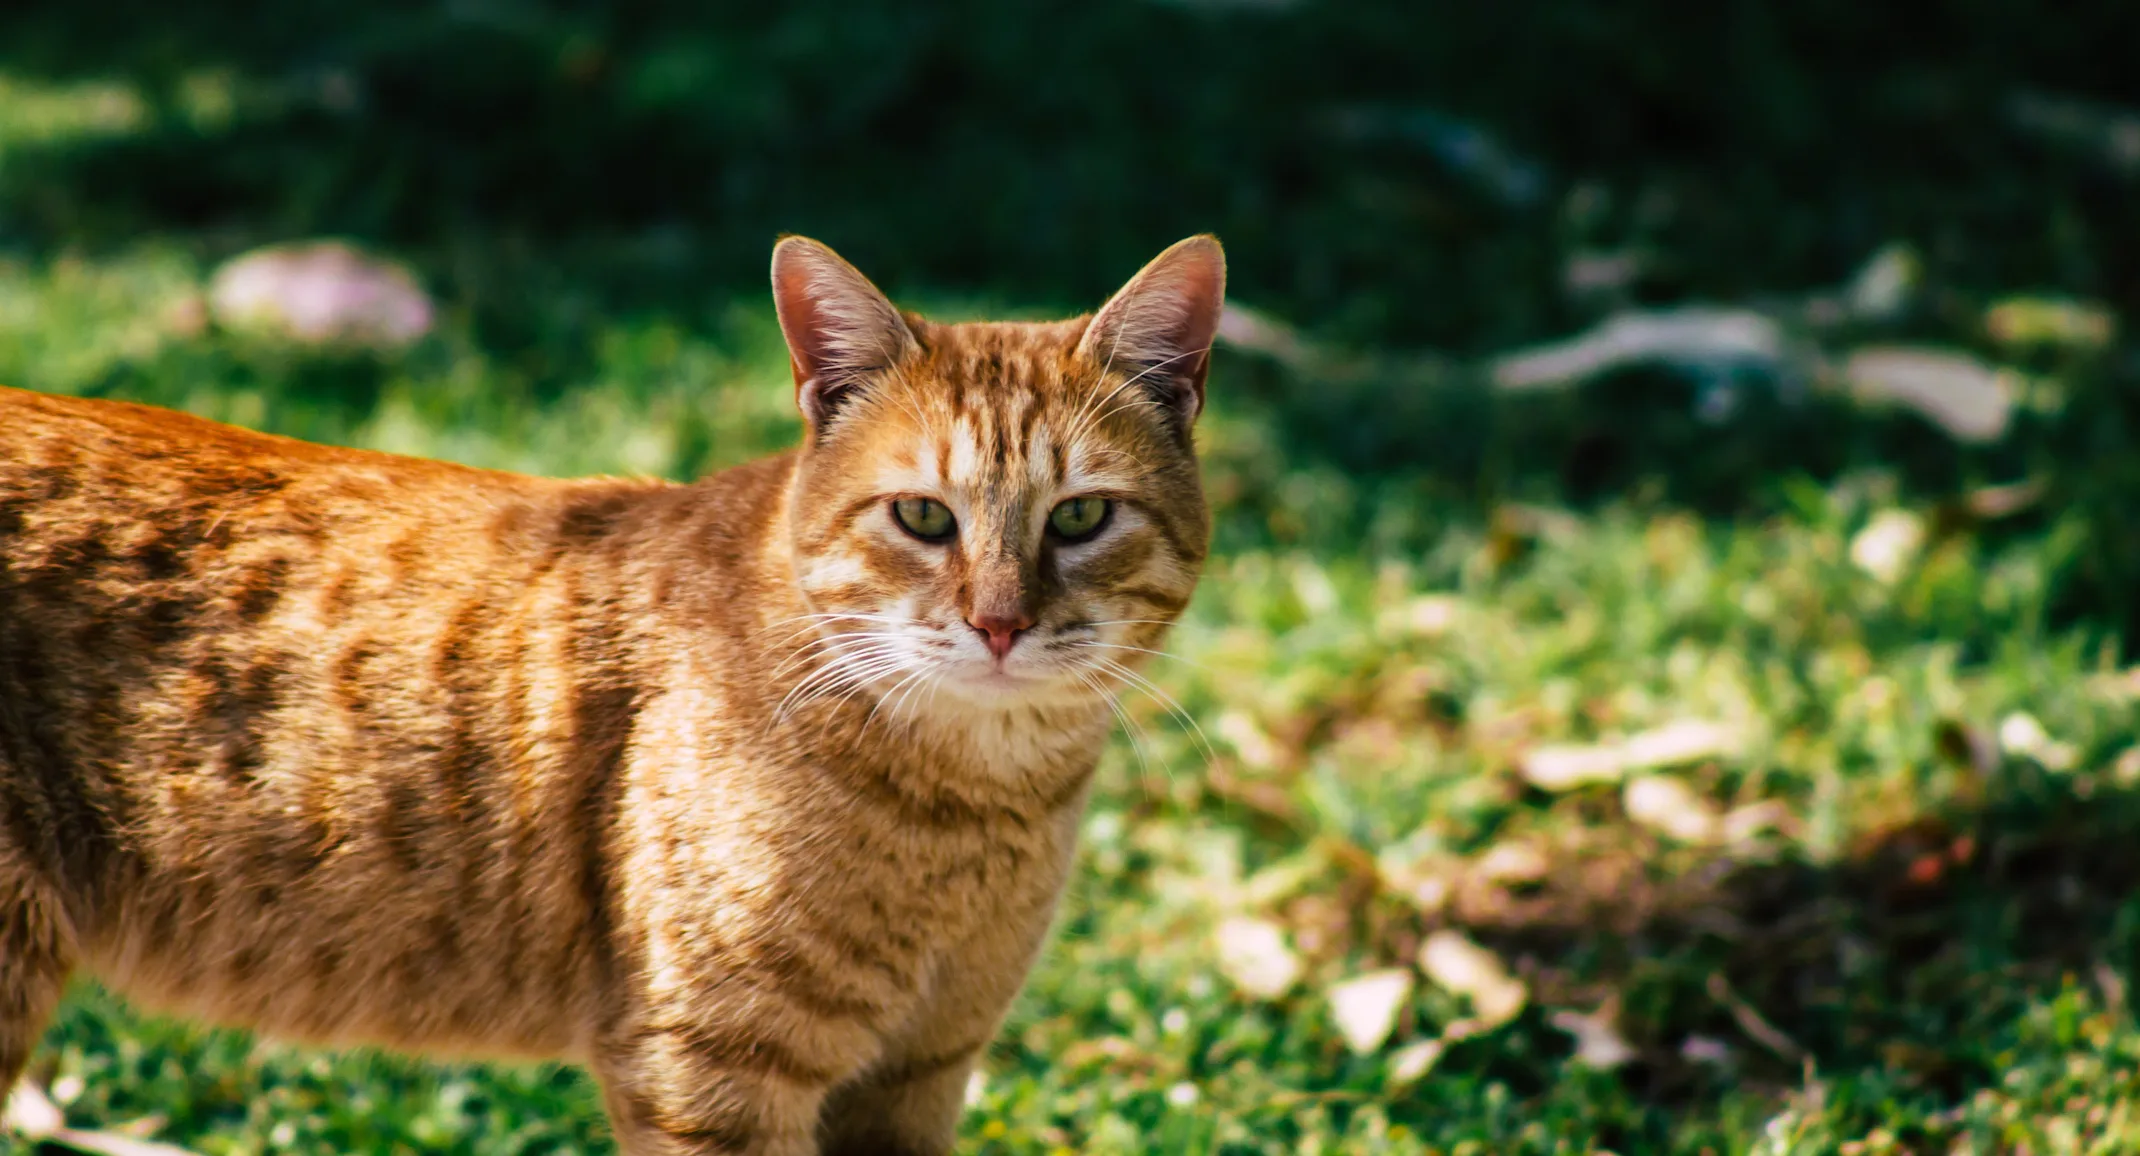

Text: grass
xmin=4 ymin=13 xmax=2140 ymax=1151
xmin=6 ymin=238 xmax=2140 ymax=1156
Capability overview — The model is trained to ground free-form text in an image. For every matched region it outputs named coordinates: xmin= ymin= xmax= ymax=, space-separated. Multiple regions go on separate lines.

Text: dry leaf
xmin=1520 ymin=743 xmax=1629 ymax=790
xmin=1214 ymin=711 xmax=1283 ymax=772
xmin=1680 ymin=1035 xmax=1734 ymax=1065
xmin=1382 ymin=594 xmax=1462 ymax=638
xmin=2114 ymin=746 xmax=2140 ymax=787
xmin=4 ymin=1082 xmax=63 ymax=1138
xmin=1842 ymin=243 xmax=1919 ymax=321
xmin=1213 ymin=917 xmax=1303 ymax=1000
xmin=1216 ymin=303 xmax=1319 ymax=368
xmin=2 ymin=1083 xmax=199 ymax=1156
xmin=1236 ymin=850 xmax=1333 ymax=911
xmin=1326 ymin=969 xmax=1415 ymax=1055
xmin=1719 ymin=800 xmax=1792 ymax=846
xmin=1386 ymin=1038 xmax=1447 ymax=1086
xmin=1491 ymin=308 xmax=1784 ymax=393
xmin=1624 ymin=776 xmax=1723 ymax=843
xmin=1998 ymin=711 xmax=2079 ymax=771
xmin=1377 ymin=849 xmax=1458 ymax=916
xmin=1848 ymin=510 xmax=1926 ymax=584
xmin=1473 ymin=841 xmax=1549 ymax=885
xmin=1619 ymin=720 xmax=1743 ymax=768
xmin=1549 ymin=999 xmax=1637 ymax=1070
xmin=1418 ymin=931 xmax=1527 ymax=1028
xmin=1842 ymin=349 xmax=2013 ymax=443
xmin=1521 ymin=720 xmax=1746 ymax=791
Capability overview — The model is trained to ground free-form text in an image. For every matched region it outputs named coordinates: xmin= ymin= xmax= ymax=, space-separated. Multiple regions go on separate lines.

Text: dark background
xmin=13 ymin=1 xmax=2140 ymax=330
xmin=5 ymin=0 xmax=2140 ymax=630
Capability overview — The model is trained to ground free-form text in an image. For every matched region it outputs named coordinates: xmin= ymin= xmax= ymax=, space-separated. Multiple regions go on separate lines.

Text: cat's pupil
xmin=893 ymin=497 xmax=956 ymax=541
xmin=1049 ymin=497 xmax=1110 ymax=539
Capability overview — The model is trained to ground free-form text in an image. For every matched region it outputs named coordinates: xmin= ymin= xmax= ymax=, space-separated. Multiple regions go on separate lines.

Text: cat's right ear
xmin=771 ymin=236 xmax=918 ymax=431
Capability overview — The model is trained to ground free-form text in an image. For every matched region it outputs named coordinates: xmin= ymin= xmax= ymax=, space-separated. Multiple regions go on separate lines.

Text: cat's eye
xmin=892 ymin=497 xmax=957 ymax=541
xmin=1048 ymin=496 xmax=1112 ymax=542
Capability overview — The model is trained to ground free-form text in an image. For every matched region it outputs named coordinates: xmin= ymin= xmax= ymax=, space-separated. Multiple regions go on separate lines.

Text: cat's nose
xmin=968 ymin=611 xmax=1035 ymax=660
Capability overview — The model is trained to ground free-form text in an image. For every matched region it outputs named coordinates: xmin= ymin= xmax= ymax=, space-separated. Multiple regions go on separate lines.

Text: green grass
xmin=5 ymin=20 xmax=2140 ymax=1151
xmin=6 ymin=237 xmax=2139 ymax=1156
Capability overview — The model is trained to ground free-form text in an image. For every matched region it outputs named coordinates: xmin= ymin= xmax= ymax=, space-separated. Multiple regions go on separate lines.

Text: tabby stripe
xmin=872 ymin=1039 xmax=987 ymax=1089
xmin=0 ymin=621 xmax=116 ymax=887
xmin=840 ymin=764 xmax=995 ymax=831
xmin=823 ymin=492 xmax=890 ymax=542
xmin=661 ymin=1118 xmax=756 ymax=1152
xmin=807 ymin=913 xmax=921 ymax=982
xmin=1036 ymin=763 xmax=1098 ymax=814
xmin=754 ymin=939 xmax=892 ymax=1020
xmin=1114 ymin=584 xmax=1189 ymax=613
xmin=664 ymin=1022 xmax=841 ymax=1086
xmin=564 ymin=570 xmax=639 ymax=988
xmin=228 ymin=554 xmax=292 ymax=622
xmin=487 ymin=613 xmax=535 ymax=997
xmin=1142 ymin=508 xmax=1203 ymax=567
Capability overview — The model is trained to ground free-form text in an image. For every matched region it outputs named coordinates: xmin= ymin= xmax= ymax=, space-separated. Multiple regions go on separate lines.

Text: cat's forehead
xmin=867 ymin=322 xmax=1149 ymax=495
xmin=914 ymin=319 xmax=1088 ymax=397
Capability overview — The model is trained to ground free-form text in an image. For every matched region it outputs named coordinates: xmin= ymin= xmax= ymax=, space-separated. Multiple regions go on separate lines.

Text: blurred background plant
xmin=5 ymin=1 xmax=2140 ymax=1153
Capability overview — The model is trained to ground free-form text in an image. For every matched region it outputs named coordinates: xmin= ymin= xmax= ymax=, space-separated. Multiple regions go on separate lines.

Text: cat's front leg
xmin=818 ymin=911 xmax=1056 ymax=1156
xmin=595 ymin=1020 xmax=856 ymax=1156
xmin=816 ymin=1038 xmax=984 ymax=1156
xmin=0 ymin=864 xmax=77 ymax=1095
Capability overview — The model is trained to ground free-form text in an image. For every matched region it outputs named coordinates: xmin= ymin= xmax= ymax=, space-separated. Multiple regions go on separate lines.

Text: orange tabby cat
xmin=0 ymin=235 xmax=1224 ymax=1154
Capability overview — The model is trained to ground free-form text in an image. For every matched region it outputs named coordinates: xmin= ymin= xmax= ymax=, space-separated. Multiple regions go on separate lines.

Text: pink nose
xmin=968 ymin=611 xmax=1035 ymax=660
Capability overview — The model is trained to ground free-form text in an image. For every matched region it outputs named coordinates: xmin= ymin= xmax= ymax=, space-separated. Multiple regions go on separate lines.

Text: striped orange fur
xmin=0 ymin=235 xmax=1224 ymax=1154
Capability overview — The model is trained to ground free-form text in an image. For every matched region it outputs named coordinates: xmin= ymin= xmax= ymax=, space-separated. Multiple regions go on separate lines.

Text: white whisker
xmin=1085 ymin=654 xmax=1215 ymax=767
xmin=1076 ymin=641 xmax=1207 ymax=672
xmin=861 ymin=666 xmax=934 ymax=737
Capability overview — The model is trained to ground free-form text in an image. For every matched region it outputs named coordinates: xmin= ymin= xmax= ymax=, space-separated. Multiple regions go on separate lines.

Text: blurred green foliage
xmin=6 ymin=0 xmax=2140 ymax=333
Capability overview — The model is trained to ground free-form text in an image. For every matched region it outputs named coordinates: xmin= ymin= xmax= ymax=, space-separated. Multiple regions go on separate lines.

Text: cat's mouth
xmin=803 ymin=620 xmax=1117 ymax=712
xmin=929 ymin=643 xmax=1100 ymax=707
xmin=947 ymin=651 xmax=1054 ymax=692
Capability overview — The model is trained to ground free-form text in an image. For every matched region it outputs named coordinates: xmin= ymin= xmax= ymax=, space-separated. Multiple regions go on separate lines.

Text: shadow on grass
xmin=12 ymin=0 xmax=2140 ymax=339
xmin=1418 ymin=756 xmax=2140 ymax=1140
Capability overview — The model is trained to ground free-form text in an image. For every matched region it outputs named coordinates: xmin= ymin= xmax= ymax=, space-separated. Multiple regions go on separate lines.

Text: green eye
xmin=1048 ymin=496 xmax=1112 ymax=541
xmin=892 ymin=497 xmax=957 ymax=541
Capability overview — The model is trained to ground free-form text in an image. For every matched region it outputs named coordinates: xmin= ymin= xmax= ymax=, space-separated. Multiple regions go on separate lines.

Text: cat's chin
xmin=925 ymin=663 xmax=1095 ymax=711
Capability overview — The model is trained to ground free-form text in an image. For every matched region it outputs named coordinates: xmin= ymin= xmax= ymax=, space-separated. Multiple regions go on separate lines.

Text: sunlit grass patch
xmin=0 ymin=72 xmax=149 ymax=158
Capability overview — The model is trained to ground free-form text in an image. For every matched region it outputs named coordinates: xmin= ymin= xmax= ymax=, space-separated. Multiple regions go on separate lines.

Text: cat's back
xmin=0 ymin=382 xmax=599 ymax=772
xmin=0 ymin=385 xmax=782 ymax=1055
xmin=0 ymin=383 xmax=545 ymax=537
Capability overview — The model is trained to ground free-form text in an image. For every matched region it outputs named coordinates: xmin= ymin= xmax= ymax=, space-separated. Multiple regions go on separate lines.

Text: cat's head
xmin=772 ymin=235 xmax=1222 ymax=713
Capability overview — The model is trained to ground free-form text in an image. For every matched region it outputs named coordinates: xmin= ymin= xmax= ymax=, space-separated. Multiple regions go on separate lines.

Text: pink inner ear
xmin=1081 ymin=237 xmax=1227 ymax=418
xmin=769 ymin=239 xmax=914 ymax=425
xmin=770 ymin=247 xmax=842 ymax=386
xmin=1166 ymin=250 xmax=1226 ymax=357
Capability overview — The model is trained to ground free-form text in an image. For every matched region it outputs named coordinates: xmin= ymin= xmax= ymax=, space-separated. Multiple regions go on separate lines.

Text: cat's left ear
xmin=1076 ymin=235 xmax=1227 ymax=423
xmin=771 ymin=236 xmax=919 ymax=430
